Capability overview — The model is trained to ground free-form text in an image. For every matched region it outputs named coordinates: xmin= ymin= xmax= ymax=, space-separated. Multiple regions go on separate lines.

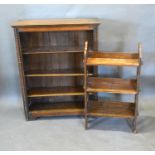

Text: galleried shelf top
xmin=12 ymin=18 xmax=101 ymax=27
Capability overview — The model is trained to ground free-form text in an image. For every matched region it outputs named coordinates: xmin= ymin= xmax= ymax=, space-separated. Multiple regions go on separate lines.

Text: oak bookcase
xmin=84 ymin=41 xmax=142 ymax=132
xmin=12 ymin=19 xmax=142 ymax=132
xmin=12 ymin=19 xmax=101 ymax=120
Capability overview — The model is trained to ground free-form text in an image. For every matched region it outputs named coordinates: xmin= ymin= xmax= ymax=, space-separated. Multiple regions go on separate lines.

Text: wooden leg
xmin=132 ymin=117 xmax=137 ymax=133
xmin=85 ymin=115 xmax=88 ymax=129
xmin=84 ymin=92 xmax=88 ymax=130
xmin=28 ymin=113 xmax=37 ymax=121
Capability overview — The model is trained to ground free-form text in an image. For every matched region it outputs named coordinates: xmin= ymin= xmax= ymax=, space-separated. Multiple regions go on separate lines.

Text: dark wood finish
xmin=12 ymin=19 xmax=100 ymax=120
xmin=29 ymin=101 xmax=84 ymax=118
xmin=86 ymin=52 xmax=140 ymax=66
xmin=84 ymin=41 xmax=142 ymax=132
xmin=23 ymin=46 xmax=83 ymax=55
xmin=25 ymin=69 xmax=92 ymax=77
xmin=28 ymin=87 xmax=84 ymax=97
xmin=88 ymin=100 xmax=135 ymax=118
xmin=12 ymin=18 xmax=101 ymax=27
xmin=14 ymin=29 xmax=29 ymax=120
xmin=84 ymin=41 xmax=88 ymax=129
xmin=11 ymin=19 xmax=101 ymax=32
xmin=15 ymin=25 xmax=97 ymax=32
xmin=87 ymin=77 xmax=137 ymax=94
xmin=132 ymin=43 xmax=142 ymax=133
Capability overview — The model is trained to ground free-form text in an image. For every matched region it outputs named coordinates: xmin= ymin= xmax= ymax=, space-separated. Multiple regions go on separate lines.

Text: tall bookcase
xmin=12 ymin=19 xmax=101 ymax=120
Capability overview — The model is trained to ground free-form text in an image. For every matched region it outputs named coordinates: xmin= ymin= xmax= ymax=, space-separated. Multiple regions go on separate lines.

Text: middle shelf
xmin=25 ymin=68 xmax=92 ymax=77
xmin=27 ymin=86 xmax=84 ymax=98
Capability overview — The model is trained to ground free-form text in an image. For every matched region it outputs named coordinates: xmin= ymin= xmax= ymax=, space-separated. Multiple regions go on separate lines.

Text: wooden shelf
xmin=87 ymin=77 xmax=137 ymax=94
xmin=23 ymin=46 xmax=83 ymax=55
xmin=27 ymin=86 xmax=84 ymax=98
xmin=12 ymin=18 xmax=101 ymax=27
xmin=29 ymin=101 xmax=84 ymax=118
xmin=88 ymin=100 xmax=135 ymax=118
xmin=86 ymin=52 xmax=140 ymax=66
xmin=25 ymin=69 xmax=87 ymax=77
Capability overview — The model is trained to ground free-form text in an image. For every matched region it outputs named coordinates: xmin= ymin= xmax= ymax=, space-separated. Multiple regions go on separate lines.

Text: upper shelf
xmin=87 ymin=77 xmax=138 ymax=94
xmin=86 ymin=52 xmax=140 ymax=66
xmin=12 ymin=18 xmax=101 ymax=27
xmin=22 ymin=46 xmax=83 ymax=55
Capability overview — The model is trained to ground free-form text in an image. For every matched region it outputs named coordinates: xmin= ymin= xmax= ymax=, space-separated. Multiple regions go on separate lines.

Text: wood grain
xmin=12 ymin=18 xmax=101 ymax=27
xmin=88 ymin=100 xmax=135 ymax=118
xmin=86 ymin=52 xmax=140 ymax=66
xmin=29 ymin=101 xmax=84 ymax=118
xmin=28 ymin=87 xmax=84 ymax=97
xmin=12 ymin=18 xmax=100 ymax=119
xmin=87 ymin=77 xmax=137 ymax=94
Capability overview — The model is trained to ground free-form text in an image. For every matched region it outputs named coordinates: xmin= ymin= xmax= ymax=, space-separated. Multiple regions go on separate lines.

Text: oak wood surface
xmin=12 ymin=18 xmax=101 ymax=27
xmin=25 ymin=69 xmax=84 ymax=77
xmin=86 ymin=52 xmax=140 ymax=66
xmin=88 ymin=100 xmax=135 ymax=118
xmin=87 ymin=77 xmax=137 ymax=94
xmin=13 ymin=19 xmax=99 ymax=119
xmin=83 ymin=41 xmax=142 ymax=132
xmin=29 ymin=101 xmax=84 ymax=117
xmin=28 ymin=86 xmax=84 ymax=97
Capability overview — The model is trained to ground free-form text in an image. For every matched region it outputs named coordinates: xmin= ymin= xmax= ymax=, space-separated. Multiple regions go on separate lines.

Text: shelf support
xmin=133 ymin=42 xmax=142 ymax=133
xmin=14 ymin=28 xmax=29 ymax=121
xmin=84 ymin=41 xmax=89 ymax=129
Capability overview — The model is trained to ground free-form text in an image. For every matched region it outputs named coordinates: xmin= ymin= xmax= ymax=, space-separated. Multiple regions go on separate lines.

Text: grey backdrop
xmin=0 ymin=4 xmax=155 ymax=116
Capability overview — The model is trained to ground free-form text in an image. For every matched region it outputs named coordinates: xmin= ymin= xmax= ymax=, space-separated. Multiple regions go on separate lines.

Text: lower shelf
xmin=29 ymin=102 xmax=84 ymax=118
xmin=87 ymin=100 xmax=135 ymax=118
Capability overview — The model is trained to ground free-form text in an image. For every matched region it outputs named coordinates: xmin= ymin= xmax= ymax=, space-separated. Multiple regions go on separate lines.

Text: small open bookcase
xmin=84 ymin=41 xmax=142 ymax=133
xmin=12 ymin=19 xmax=101 ymax=120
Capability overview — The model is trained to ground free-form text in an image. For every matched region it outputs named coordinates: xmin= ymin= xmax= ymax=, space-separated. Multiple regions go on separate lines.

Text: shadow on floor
xmin=87 ymin=117 xmax=132 ymax=133
xmin=86 ymin=116 xmax=155 ymax=133
xmin=25 ymin=115 xmax=155 ymax=133
xmin=138 ymin=115 xmax=155 ymax=133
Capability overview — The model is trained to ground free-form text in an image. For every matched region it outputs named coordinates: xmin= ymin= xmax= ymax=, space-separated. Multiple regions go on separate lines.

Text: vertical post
xmin=93 ymin=26 xmax=98 ymax=100
xmin=14 ymin=28 xmax=29 ymax=120
xmin=93 ymin=26 xmax=98 ymax=51
xmin=133 ymin=42 xmax=142 ymax=133
xmin=84 ymin=41 xmax=88 ymax=129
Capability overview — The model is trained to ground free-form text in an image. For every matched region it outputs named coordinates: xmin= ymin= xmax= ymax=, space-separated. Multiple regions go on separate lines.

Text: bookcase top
xmin=12 ymin=18 xmax=101 ymax=27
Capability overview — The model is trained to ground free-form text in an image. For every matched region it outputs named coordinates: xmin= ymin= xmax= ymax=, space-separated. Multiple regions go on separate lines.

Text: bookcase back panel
xmin=29 ymin=96 xmax=84 ymax=104
xmin=23 ymin=53 xmax=83 ymax=72
xmin=20 ymin=31 xmax=94 ymax=52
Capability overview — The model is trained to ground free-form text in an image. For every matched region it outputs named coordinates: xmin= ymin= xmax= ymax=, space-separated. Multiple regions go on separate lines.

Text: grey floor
xmin=0 ymin=96 xmax=155 ymax=151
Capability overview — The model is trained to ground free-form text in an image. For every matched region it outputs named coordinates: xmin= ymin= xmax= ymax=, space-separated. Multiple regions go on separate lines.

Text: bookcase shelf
xmin=29 ymin=101 xmax=84 ymax=118
xmin=25 ymin=69 xmax=92 ymax=77
xmin=27 ymin=86 xmax=84 ymax=98
xmin=88 ymin=100 xmax=135 ymax=118
xmin=87 ymin=77 xmax=137 ymax=94
xmin=86 ymin=52 xmax=140 ymax=66
xmin=23 ymin=46 xmax=83 ymax=55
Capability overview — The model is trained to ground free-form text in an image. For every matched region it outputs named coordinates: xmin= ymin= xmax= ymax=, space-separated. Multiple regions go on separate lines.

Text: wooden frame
xmin=12 ymin=19 xmax=101 ymax=120
xmin=84 ymin=41 xmax=142 ymax=133
xmin=12 ymin=18 xmax=142 ymax=132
